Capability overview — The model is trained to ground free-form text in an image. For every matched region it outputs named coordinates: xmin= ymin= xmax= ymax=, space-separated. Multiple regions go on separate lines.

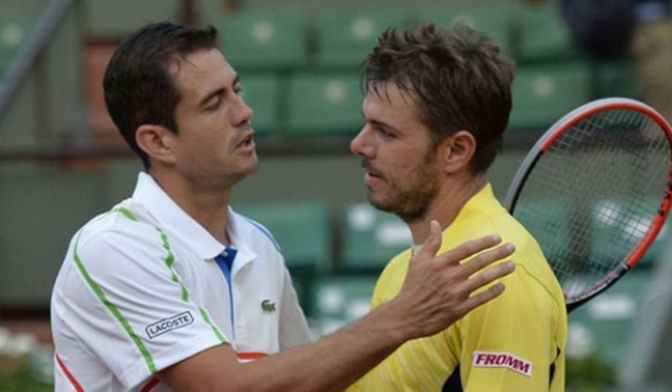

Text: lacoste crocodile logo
xmin=261 ymin=299 xmax=276 ymax=313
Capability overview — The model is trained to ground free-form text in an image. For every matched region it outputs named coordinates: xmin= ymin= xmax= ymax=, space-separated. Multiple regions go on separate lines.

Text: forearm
xmin=237 ymin=301 xmax=408 ymax=392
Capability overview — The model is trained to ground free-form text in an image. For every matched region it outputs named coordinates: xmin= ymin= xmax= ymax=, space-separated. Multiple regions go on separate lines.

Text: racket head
xmin=504 ymin=97 xmax=672 ymax=312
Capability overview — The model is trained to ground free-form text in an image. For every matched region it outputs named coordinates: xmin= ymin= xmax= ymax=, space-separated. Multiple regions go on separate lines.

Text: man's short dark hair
xmin=103 ymin=22 xmax=218 ymax=169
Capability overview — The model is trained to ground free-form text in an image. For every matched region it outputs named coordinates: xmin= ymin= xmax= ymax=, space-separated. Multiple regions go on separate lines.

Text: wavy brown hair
xmin=362 ymin=23 xmax=515 ymax=173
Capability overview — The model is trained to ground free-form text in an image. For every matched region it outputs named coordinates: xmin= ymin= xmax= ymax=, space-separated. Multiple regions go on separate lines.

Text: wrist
xmin=364 ymin=300 xmax=417 ymax=345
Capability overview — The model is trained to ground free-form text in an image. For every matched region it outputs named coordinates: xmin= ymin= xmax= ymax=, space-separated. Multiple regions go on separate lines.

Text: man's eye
xmin=206 ymin=97 xmax=222 ymax=111
xmin=378 ymin=127 xmax=394 ymax=138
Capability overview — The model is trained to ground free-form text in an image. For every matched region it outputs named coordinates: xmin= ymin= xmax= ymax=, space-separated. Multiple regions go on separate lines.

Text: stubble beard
xmin=367 ymin=170 xmax=441 ymax=224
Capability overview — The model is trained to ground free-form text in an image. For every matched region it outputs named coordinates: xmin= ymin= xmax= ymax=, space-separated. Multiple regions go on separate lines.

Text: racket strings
xmin=514 ymin=108 xmax=671 ymax=300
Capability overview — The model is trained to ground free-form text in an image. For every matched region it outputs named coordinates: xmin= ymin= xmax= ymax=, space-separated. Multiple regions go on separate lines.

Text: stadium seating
xmin=417 ymin=6 xmax=513 ymax=55
xmin=340 ymin=203 xmax=411 ymax=274
xmin=509 ymin=61 xmax=592 ymax=131
xmin=313 ymin=10 xmax=412 ymax=69
xmin=239 ymin=73 xmax=282 ymax=136
xmin=285 ymin=71 xmax=364 ymax=137
xmin=233 ymin=201 xmax=333 ymax=314
xmin=512 ymin=2 xmax=580 ymax=63
xmin=568 ymin=270 xmax=650 ymax=366
xmin=310 ymin=275 xmax=378 ymax=336
xmin=211 ymin=12 xmax=309 ymax=71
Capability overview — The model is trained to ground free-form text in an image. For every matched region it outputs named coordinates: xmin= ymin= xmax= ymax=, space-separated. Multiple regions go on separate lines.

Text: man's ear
xmin=439 ymin=130 xmax=476 ymax=174
xmin=136 ymin=125 xmax=177 ymax=165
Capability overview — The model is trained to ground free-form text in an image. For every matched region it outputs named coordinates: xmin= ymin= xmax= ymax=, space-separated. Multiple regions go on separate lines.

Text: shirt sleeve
xmin=456 ymin=263 xmax=563 ymax=391
xmin=57 ymin=222 xmax=229 ymax=389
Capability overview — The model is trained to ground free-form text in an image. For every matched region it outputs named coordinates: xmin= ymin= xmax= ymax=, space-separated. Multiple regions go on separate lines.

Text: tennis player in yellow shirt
xmin=349 ymin=22 xmax=567 ymax=392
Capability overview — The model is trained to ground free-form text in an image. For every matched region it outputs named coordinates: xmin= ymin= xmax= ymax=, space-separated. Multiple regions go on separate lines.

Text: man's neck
xmin=407 ymin=173 xmax=488 ymax=245
xmin=150 ymin=170 xmax=232 ymax=245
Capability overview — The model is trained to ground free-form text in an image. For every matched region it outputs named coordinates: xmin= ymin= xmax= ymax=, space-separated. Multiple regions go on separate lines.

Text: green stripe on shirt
xmin=72 ymin=228 xmax=158 ymax=374
xmin=71 ymin=206 xmax=228 ymax=375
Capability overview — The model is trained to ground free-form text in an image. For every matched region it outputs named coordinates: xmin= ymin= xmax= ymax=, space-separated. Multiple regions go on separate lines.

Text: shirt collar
xmin=132 ymin=172 xmax=229 ymax=261
xmin=225 ymin=209 xmax=257 ymax=272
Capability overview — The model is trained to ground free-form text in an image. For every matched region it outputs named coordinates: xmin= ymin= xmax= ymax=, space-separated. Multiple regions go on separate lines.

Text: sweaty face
xmin=169 ymin=49 xmax=258 ymax=189
xmin=350 ymin=83 xmax=442 ymax=222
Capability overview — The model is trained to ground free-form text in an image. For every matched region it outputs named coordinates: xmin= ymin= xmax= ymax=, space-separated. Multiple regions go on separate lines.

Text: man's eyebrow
xmin=365 ymin=115 xmax=396 ymax=131
xmin=197 ymin=75 xmax=241 ymax=109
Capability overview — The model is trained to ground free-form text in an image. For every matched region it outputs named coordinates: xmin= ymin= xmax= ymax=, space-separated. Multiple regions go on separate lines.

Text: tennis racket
xmin=504 ymin=97 xmax=672 ymax=312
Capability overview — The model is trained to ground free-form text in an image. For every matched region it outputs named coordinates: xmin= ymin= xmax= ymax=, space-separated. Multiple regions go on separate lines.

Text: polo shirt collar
xmin=225 ymin=211 xmax=257 ymax=273
xmin=132 ymin=172 xmax=231 ymax=261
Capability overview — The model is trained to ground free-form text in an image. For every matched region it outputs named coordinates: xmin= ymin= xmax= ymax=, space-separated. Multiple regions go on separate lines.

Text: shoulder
xmin=445 ymin=205 xmax=566 ymax=308
xmin=73 ymin=203 xmax=169 ymax=270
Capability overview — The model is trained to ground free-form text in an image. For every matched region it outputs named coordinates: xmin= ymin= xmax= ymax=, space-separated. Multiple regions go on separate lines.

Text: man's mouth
xmin=237 ymin=132 xmax=255 ymax=149
xmin=362 ymin=161 xmax=382 ymax=178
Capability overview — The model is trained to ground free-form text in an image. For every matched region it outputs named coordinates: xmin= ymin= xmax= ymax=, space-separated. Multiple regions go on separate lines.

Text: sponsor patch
xmin=472 ymin=351 xmax=533 ymax=377
xmin=146 ymin=311 xmax=194 ymax=339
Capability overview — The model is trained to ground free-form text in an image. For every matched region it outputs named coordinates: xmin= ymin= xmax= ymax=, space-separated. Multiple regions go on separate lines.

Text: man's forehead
xmin=366 ymin=81 xmax=417 ymax=110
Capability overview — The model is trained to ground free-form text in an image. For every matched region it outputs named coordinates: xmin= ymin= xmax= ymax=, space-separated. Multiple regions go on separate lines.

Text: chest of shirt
xmin=170 ymin=245 xmax=286 ymax=353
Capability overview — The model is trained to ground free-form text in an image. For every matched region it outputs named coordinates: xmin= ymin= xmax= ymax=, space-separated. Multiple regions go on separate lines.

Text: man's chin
xmin=367 ymin=194 xmax=396 ymax=214
xmin=230 ymin=160 xmax=259 ymax=185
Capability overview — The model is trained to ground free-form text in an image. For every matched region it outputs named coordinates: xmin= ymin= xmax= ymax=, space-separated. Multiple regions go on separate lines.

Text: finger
xmin=435 ymin=234 xmax=504 ymax=267
xmin=458 ymin=282 xmax=507 ymax=315
xmin=413 ymin=220 xmax=443 ymax=260
xmin=462 ymin=261 xmax=516 ymax=295
xmin=457 ymin=243 xmax=515 ymax=278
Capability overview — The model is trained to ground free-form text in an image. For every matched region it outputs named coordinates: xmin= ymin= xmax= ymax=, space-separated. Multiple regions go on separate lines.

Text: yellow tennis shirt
xmin=349 ymin=184 xmax=567 ymax=392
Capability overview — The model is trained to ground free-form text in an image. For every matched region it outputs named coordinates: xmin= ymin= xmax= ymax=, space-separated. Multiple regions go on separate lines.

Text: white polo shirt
xmin=51 ymin=172 xmax=313 ymax=392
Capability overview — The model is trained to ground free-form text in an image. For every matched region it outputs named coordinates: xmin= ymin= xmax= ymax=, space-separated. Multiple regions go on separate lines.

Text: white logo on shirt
xmin=146 ymin=311 xmax=194 ymax=339
xmin=472 ymin=351 xmax=533 ymax=377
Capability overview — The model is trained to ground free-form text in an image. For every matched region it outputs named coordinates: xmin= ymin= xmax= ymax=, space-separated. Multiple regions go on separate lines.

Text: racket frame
xmin=504 ymin=97 xmax=672 ymax=311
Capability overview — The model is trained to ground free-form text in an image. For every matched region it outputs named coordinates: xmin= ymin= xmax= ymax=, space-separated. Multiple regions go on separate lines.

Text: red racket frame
xmin=504 ymin=98 xmax=672 ymax=311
